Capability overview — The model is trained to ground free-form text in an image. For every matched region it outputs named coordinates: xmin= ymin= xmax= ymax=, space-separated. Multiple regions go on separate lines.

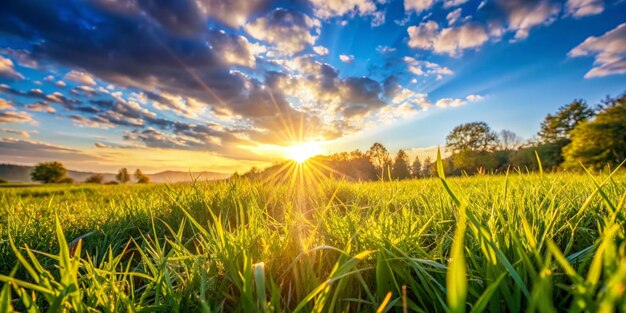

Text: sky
xmin=0 ymin=0 xmax=625 ymax=173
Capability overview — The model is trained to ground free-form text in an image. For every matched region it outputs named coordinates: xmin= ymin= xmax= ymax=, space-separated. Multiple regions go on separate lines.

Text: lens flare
xmin=285 ymin=142 xmax=322 ymax=163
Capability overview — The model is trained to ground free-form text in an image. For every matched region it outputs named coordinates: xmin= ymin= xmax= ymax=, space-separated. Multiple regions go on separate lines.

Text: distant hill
xmin=0 ymin=164 xmax=229 ymax=183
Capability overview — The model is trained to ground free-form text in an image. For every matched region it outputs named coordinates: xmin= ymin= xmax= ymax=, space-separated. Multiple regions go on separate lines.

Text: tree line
xmin=12 ymin=91 xmax=626 ymax=184
xmin=242 ymin=91 xmax=626 ymax=181
xmin=29 ymin=162 xmax=151 ymax=184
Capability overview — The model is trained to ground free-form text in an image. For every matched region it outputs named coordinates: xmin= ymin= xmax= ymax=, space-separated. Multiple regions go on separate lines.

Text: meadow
xmin=0 ymin=164 xmax=625 ymax=312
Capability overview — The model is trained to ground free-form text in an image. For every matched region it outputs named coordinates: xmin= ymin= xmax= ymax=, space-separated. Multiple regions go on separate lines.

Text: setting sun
xmin=285 ymin=142 xmax=323 ymax=163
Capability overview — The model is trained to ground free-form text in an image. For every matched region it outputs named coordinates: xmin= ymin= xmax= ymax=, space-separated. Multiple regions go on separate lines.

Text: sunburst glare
xmin=285 ymin=142 xmax=323 ymax=163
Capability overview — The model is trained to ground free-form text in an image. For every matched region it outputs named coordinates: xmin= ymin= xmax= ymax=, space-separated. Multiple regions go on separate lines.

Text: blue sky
xmin=0 ymin=0 xmax=625 ymax=172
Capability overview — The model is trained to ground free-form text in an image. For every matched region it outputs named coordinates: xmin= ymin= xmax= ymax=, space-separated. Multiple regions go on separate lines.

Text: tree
xmin=452 ymin=150 xmax=500 ymax=175
xmin=422 ymin=157 xmax=432 ymax=177
xmin=411 ymin=156 xmax=422 ymax=178
xmin=391 ymin=149 xmax=410 ymax=180
xmin=446 ymin=122 xmax=498 ymax=154
xmin=499 ymin=129 xmax=521 ymax=151
xmin=538 ymin=100 xmax=594 ymax=144
xmin=31 ymin=161 xmax=67 ymax=183
xmin=537 ymin=100 xmax=595 ymax=168
xmin=563 ymin=93 xmax=626 ymax=171
xmin=85 ymin=174 xmax=104 ymax=184
xmin=135 ymin=169 xmax=150 ymax=184
xmin=116 ymin=168 xmax=130 ymax=184
xmin=366 ymin=142 xmax=391 ymax=178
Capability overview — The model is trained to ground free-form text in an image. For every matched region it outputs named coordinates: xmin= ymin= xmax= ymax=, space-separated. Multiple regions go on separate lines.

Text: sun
xmin=285 ymin=142 xmax=323 ymax=163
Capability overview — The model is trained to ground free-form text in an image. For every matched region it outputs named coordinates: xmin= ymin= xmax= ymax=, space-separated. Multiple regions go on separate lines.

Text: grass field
xmin=1 ymin=164 xmax=625 ymax=312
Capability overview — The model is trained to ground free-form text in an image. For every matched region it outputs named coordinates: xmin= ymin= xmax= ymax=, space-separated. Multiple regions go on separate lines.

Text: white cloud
xmin=404 ymin=0 xmax=435 ymax=14
xmin=309 ymin=0 xmax=377 ymax=19
xmin=0 ymin=98 xmax=12 ymax=110
xmin=55 ymin=81 xmax=66 ymax=88
xmin=371 ymin=10 xmax=386 ymax=27
xmin=569 ymin=23 xmax=626 ymax=78
xmin=390 ymin=88 xmax=431 ymax=108
xmin=465 ymin=94 xmax=484 ymax=102
xmin=245 ymin=8 xmax=320 ymax=55
xmin=404 ymin=56 xmax=453 ymax=77
xmin=565 ymin=0 xmax=604 ymax=18
xmin=503 ymin=0 xmax=561 ymax=41
xmin=339 ymin=54 xmax=355 ymax=63
xmin=407 ymin=20 xmax=489 ymax=56
xmin=0 ymin=55 xmax=24 ymax=80
xmin=0 ymin=49 xmax=37 ymax=69
xmin=313 ymin=45 xmax=329 ymax=55
xmin=435 ymin=93 xmax=483 ymax=108
xmin=64 ymin=70 xmax=97 ymax=86
xmin=443 ymin=0 xmax=469 ymax=8
xmin=435 ymin=98 xmax=465 ymax=108
xmin=376 ymin=46 xmax=397 ymax=54
xmin=446 ymin=8 xmax=462 ymax=26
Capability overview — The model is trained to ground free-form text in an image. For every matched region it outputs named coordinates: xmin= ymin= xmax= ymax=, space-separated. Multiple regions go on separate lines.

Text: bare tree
xmin=499 ymin=129 xmax=521 ymax=150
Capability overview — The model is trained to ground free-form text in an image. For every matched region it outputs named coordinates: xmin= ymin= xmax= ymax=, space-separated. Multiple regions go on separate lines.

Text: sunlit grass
xmin=0 ymin=162 xmax=625 ymax=311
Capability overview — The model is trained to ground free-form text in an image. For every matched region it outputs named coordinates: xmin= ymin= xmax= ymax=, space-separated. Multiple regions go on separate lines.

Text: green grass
xmin=1 ymin=167 xmax=625 ymax=312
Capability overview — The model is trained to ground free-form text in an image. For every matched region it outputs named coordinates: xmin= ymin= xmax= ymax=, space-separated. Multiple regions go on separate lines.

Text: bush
xmin=85 ymin=174 xmax=104 ymax=184
xmin=57 ymin=177 xmax=74 ymax=184
xmin=137 ymin=175 xmax=150 ymax=184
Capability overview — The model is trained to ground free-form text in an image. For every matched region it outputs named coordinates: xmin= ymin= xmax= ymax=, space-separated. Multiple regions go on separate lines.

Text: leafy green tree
xmin=446 ymin=122 xmax=498 ymax=154
xmin=536 ymin=100 xmax=594 ymax=168
xmin=446 ymin=122 xmax=498 ymax=175
xmin=135 ymin=169 xmax=150 ymax=183
xmin=85 ymin=174 xmax=104 ymax=184
xmin=391 ymin=149 xmax=411 ymax=180
xmin=452 ymin=150 xmax=500 ymax=175
xmin=539 ymin=100 xmax=594 ymax=144
xmin=411 ymin=156 xmax=422 ymax=178
xmin=563 ymin=93 xmax=626 ymax=171
xmin=116 ymin=168 xmax=130 ymax=184
xmin=31 ymin=161 xmax=67 ymax=183
xmin=366 ymin=142 xmax=391 ymax=179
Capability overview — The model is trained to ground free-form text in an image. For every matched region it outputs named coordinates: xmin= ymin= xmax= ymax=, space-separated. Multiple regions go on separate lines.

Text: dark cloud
xmin=90 ymin=0 xmax=271 ymax=32
xmin=0 ymin=84 xmax=82 ymax=108
xmin=0 ymin=0 xmax=411 ymax=152
xmin=338 ymin=77 xmax=385 ymax=118
xmin=0 ymin=110 xmax=34 ymax=124
xmin=0 ymin=138 xmax=96 ymax=163
xmin=25 ymin=101 xmax=56 ymax=113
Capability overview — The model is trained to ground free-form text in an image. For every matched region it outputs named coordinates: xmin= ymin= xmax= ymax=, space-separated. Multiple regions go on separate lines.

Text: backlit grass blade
xmin=446 ymin=201 xmax=467 ymax=313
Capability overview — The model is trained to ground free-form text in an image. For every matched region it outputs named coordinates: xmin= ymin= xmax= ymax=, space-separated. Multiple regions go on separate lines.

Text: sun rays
xmin=284 ymin=141 xmax=323 ymax=163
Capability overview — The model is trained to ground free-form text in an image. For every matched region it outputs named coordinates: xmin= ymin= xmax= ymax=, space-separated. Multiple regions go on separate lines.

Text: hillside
xmin=0 ymin=164 xmax=229 ymax=183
